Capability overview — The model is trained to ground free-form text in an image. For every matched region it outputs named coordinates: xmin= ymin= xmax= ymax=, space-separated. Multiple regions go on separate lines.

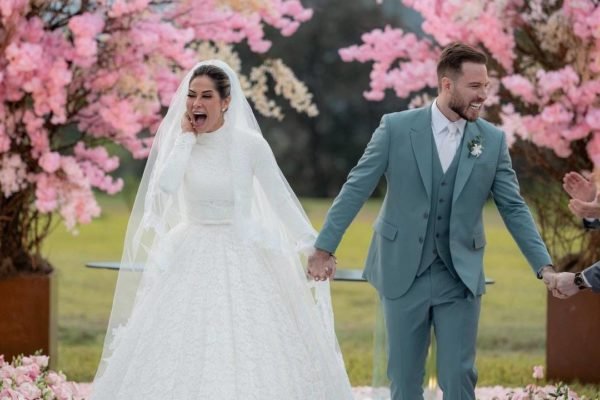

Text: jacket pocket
xmin=473 ymin=234 xmax=486 ymax=249
xmin=374 ymin=218 xmax=398 ymax=241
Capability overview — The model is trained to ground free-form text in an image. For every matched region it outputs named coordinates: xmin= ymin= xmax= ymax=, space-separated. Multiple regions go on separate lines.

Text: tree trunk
xmin=0 ymin=186 xmax=53 ymax=277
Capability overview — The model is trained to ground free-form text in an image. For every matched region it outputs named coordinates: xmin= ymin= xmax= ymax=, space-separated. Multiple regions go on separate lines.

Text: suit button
xmin=418 ymin=237 xmax=424 ymax=243
xmin=437 ymin=216 xmax=442 ymax=220
xmin=423 ymin=212 xmax=429 ymax=218
xmin=439 ymin=199 xmax=444 ymax=203
xmin=441 ymin=182 xmax=447 ymax=186
xmin=435 ymin=233 xmax=440 ymax=238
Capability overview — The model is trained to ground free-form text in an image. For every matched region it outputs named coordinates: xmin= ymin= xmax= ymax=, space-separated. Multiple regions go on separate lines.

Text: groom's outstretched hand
xmin=552 ymin=272 xmax=581 ymax=299
xmin=569 ymin=192 xmax=600 ymax=219
xmin=308 ymin=249 xmax=336 ymax=281
xmin=541 ymin=266 xmax=579 ymax=299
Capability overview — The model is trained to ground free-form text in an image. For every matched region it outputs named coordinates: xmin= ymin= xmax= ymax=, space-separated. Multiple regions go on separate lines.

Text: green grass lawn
xmin=43 ymin=195 xmax=600 ymax=397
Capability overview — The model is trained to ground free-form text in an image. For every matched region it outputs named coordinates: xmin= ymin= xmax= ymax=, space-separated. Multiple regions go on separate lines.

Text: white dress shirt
xmin=431 ymin=99 xmax=466 ymax=173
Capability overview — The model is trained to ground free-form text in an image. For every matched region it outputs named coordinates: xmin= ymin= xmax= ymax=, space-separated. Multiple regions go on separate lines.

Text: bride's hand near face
xmin=158 ymin=114 xmax=197 ymax=194
xmin=181 ymin=113 xmax=196 ymax=134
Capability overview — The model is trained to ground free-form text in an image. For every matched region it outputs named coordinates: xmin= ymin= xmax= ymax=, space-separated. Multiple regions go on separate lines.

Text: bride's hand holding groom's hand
xmin=308 ymin=248 xmax=336 ymax=281
xmin=543 ymin=267 xmax=589 ymax=299
xmin=543 ymin=271 xmax=568 ymax=299
xmin=541 ymin=267 xmax=572 ymax=299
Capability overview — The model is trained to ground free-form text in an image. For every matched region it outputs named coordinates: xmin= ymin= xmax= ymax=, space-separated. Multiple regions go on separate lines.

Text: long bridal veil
xmin=95 ymin=61 xmax=347 ymax=390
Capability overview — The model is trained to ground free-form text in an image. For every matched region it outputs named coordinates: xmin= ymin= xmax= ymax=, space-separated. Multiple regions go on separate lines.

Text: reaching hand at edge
xmin=569 ymin=192 xmax=600 ymax=219
xmin=563 ymin=171 xmax=596 ymax=202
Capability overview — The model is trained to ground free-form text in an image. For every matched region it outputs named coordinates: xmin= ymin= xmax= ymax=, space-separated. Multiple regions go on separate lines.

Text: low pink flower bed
xmin=0 ymin=354 xmax=88 ymax=400
xmin=1 ymin=356 xmax=582 ymax=400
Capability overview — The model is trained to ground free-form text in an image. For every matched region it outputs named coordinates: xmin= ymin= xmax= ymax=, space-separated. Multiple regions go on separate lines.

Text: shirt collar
xmin=431 ymin=98 xmax=466 ymax=136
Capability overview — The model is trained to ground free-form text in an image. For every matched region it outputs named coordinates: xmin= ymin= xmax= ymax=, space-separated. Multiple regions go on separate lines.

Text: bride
xmin=90 ymin=60 xmax=353 ymax=399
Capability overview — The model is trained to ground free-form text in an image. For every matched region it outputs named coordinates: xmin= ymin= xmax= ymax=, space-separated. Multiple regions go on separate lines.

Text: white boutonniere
xmin=467 ymin=135 xmax=484 ymax=158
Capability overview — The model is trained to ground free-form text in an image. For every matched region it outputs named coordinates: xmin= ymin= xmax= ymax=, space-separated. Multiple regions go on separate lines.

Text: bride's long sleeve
xmin=252 ymin=135 xmax=317 ymax=252
xmin=158 ymin=132 xmax=196 ymax=194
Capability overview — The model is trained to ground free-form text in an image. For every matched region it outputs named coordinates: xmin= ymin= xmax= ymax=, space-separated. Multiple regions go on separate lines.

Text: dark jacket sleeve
xmin=583 ymin=262 xmax=600 ymax=292
xmin=583 ymin=219 xmax=600 ymax=230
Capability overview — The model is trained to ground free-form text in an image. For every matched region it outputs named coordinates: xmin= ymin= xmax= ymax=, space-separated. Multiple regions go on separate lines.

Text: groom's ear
xmin=440 ymin=76 xmax=453 ymax=93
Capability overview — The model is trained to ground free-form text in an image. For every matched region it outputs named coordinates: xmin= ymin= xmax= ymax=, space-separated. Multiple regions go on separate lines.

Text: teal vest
xmin=416 ymin=134 xmax=464 ymax=277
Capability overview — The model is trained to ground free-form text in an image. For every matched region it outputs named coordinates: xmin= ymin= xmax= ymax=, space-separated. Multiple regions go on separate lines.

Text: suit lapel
xmin=410 ymin=108 xmax=433 ymax=201
xmin=452 ymin=122 xmax=480 ymax=204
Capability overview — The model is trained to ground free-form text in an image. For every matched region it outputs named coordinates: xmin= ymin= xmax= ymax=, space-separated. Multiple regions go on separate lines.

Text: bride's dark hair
xmin=189 ymin=65 xmax=231 ymax=99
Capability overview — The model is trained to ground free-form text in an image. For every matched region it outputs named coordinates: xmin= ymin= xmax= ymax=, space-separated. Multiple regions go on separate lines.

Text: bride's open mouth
xmin=193 ymin=111 xmax=208 ymax=126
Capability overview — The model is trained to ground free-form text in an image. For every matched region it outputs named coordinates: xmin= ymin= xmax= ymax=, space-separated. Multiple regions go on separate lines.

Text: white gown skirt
xmin=91 ymin=221 xmax=353 ymax=400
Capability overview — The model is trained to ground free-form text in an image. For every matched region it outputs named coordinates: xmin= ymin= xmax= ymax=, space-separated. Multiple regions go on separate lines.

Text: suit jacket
xmin=583 ymin=218 xmax=600 ymax=230
xmin=579 ymin=219 xmax=600 ymax=291
xmin=315 ymin=106 xmax=552 ymax=298
xmin=583 ymin=262 xmax=600 ymax=292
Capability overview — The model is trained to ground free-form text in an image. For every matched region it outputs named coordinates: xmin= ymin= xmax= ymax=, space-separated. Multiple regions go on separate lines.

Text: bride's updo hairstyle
xmin=189 ymin=65 xmax=231 ymax=99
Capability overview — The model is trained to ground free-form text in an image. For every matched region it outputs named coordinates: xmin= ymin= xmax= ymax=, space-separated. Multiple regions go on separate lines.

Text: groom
xmin=309 ymin=42 xmax=555 ymax=400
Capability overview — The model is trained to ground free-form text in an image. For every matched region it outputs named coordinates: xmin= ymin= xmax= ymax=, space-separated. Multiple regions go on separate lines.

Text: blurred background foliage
xmin=114 ymin=0 xmax=426 ymax=200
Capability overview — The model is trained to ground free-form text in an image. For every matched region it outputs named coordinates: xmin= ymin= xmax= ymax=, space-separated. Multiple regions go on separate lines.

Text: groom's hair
xmin=437 ymin=43 xmax=487 ymax=89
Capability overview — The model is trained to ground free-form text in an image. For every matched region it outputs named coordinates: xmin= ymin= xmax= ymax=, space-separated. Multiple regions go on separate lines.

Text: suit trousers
xmin=381 ymin=259 xmax=481 ymax=400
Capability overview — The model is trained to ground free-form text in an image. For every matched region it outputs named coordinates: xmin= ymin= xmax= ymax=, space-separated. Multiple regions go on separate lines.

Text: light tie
xmin=441 ymin=123 xmax=461 ymax=173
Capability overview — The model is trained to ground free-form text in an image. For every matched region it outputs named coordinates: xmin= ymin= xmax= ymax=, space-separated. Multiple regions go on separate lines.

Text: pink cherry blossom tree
xmin=339 ymin=0 xmax=600 ymax=269
xmin=0 ymin=0 xmax=315 ymax=276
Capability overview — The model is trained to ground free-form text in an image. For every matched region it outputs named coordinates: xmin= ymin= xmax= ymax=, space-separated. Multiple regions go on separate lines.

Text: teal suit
xmin=315 ymin=106 xmax=551 ymax=399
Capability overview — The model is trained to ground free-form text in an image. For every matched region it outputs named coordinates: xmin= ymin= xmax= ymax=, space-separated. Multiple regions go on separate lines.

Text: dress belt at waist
xmin=181 ymin=202 xmax=234 ymax=225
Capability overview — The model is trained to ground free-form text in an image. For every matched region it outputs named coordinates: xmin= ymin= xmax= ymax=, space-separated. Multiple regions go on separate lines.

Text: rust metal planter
xmin=546 ymin=290 xmax=600 ymax=383
xmin=0 ymin=272 xmax=56 ymax=363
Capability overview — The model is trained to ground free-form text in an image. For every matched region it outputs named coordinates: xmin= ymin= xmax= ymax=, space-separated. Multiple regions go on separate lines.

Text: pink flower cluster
xmin=339 ymin=27 xmax=439 ymax=101
xmin=338 ymin=0 xmax=521 ymax=101
xmin=339 ymin=0 xmax=600 ymax=166
xmin=4 ymin=17 xmax=73 ymax=125
xmin=171 ymin=0 xmax=312 ymax=54
xmin=0 ymin=354 xmax=87 ymax=400
xmin=68 ymin=13 xmax=105 ymax=68
xmin=0 ymin=0 xmax=311 ymax=233
xmin=404 ymin=0 xmax=518 ymax=71
xmin=74 ymin=142 xmax=123 ymax=195
xmin=501 ymin=66 xmax=600 ymax=162
xmin=30 ymin=142 xmax=122 ymax=230
xmin=532 ymin=365 xmax=544 ymax=380
xmin=33 ymin=161 xmax=102 ymax=231
xmin=563 ymin=0 xmax=600 ymax=58
xmin=108 ymin=0 xmax=151 ymax=18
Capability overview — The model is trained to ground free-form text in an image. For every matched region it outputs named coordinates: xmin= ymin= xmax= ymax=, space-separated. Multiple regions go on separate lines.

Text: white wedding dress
xmin=91 ymin=124 xmax=354 ymax=400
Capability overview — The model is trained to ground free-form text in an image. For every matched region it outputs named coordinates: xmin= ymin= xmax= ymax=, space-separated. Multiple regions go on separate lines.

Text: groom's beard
xmin=449 ymin=91 xmax=482 ymax=122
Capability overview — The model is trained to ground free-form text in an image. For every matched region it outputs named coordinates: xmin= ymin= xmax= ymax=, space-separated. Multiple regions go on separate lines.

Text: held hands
xmin=307 ymin=248 xmax=336 ymax=281
xmin=563 ymin=172 xmax=600 ymax=219
xmin=542 ymin=267 xmax=582 ymax=299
